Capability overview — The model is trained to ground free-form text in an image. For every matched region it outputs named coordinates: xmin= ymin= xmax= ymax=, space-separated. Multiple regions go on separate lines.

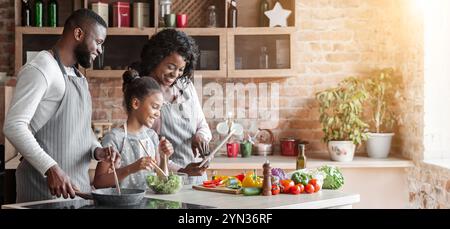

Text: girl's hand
xmin=131 ymin=156 xmax=155 ymax=173
xmin=159 ymin=136 xmax=174 ymax=157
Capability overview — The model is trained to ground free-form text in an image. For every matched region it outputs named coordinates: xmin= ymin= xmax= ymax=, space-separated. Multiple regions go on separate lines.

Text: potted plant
xmin=316 ymin=77 xmax=369 ymax=162
xmin=364 ymin=68 xmax=400 ymax=158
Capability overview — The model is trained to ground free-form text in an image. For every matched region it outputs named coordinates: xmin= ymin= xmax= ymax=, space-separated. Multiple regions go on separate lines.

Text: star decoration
xmin=264 ymin=2 xmax=292 ymax=27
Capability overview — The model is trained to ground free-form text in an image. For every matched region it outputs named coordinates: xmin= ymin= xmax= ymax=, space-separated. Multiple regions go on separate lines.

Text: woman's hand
xmin=191 ymin=134 xmax=209 ymax=158
xmin=159 ymin=136 xmax=174 ymax=157
xmin=131 ymin=156 xmax=155 ymax=173
xmin=178 ymin=162 xmax=208 ymax=176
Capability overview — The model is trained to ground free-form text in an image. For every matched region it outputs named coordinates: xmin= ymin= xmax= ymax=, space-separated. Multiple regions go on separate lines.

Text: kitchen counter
xmin=1 ymin=186 xmax=360 ymax=209
xmin=5 ymin=154 xmax=413 ymax=170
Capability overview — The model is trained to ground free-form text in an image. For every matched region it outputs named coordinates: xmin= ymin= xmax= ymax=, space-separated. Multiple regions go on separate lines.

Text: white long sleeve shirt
xmin=3 ymin=51 xmax=101 ymax=176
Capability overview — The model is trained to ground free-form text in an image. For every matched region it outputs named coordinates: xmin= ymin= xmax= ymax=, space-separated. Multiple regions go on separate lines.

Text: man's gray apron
xmin=15 ymin=49 xmax=94 ymax=203
xmin=160 ymin=84 xmax=207 ymax=185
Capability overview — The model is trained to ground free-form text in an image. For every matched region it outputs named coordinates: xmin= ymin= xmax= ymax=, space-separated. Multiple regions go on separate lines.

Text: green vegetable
xmin=291 ymin=171 xmax=312 ymax=186
xmin=318 ymin=165 xmax=344 ymax=189
xmin=242 ymin=187 xmax=262 ymax=196
xmin=146 ymin=174 xmax=182 ymax=194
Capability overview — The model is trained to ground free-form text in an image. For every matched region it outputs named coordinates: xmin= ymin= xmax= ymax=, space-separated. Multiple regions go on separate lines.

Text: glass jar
xmin=159 ymin=0 xmax=172 ymax=26
xmin=259 ymin=46 xmax=269 ymax=69
xmin=207 ymin=5 xmax=217 ymax=28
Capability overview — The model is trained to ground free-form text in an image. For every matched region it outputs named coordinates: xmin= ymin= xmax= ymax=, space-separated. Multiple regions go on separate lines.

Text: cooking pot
xmin=76 ymin=188 xmax=146 ymax=206
xmin=280 ymin=137 xmax=299 ymax=156
xmin=253 ymin=129 xmax=274 ymax=156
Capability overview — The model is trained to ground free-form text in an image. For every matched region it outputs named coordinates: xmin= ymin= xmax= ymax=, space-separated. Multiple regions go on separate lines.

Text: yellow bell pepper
xmin=242 ymin=171 xmax=263 ymax=188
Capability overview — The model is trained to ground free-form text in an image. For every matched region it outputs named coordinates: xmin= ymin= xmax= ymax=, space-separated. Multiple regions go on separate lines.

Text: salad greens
xmin=318 ymin=165 xmax=344 ymax=189
xmin=146 ymin=174 xmax=182 ymax=194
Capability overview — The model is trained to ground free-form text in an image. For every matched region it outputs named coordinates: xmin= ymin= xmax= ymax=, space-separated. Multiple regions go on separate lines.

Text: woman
xmin=131 ymin=29 xmax=211 ymax=185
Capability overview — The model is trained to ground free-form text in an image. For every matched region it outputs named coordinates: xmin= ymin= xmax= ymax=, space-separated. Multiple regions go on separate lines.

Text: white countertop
xmin=1 ymin=186 xmax=360 ymax=209
xmin=5 ymin=154 xmax=413 ymax=170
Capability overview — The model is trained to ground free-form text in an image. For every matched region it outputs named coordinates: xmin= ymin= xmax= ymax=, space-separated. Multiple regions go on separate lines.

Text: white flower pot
xmin=327 ymin=141 xmax=356 ymax=162
xmin=366 ymin=133 xmax=394 ymax=158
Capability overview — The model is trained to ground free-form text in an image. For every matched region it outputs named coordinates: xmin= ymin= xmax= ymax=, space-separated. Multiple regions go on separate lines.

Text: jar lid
xmin=280 ymin=137 xmax=297 ymax=141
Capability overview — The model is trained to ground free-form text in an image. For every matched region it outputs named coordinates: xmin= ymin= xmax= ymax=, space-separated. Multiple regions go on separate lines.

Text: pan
xmin=76 ymin=188 xmax=146 ymax=206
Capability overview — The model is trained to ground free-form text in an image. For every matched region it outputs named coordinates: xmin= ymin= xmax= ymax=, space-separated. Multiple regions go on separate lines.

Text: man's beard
xmin=74 ymin=42 xmax=92 ymax=68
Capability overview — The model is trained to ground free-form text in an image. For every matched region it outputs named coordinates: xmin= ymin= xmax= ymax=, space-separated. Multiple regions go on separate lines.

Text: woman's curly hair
xmin=132 ymin=29 xmax=199 ymax=87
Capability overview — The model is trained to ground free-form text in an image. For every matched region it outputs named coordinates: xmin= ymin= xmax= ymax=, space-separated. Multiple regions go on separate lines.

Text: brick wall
xmin=1 ymin=0 xmax=449 ymax=208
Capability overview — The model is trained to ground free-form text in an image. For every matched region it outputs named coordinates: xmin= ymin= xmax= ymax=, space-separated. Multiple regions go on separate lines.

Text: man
xmin=4 ymin=9 xmax=119 ymax=203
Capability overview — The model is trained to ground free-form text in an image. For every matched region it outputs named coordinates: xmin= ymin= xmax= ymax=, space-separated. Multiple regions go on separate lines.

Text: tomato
xmin=280 ymin=180 xmax=295 ymax=194
xmin=203 ymin=180 xmax=213 ymax=185
xmin=305 ymin=184 xmax=315 ymax=193
xmin=297 ymin=184 xmax=304 ymax=193
xmin=271 ymin=185 xmax=280 ymax=195
xmin=290 ymin=185 xmax=302 ymax=195
xmin=314 ymin=183 xmax=321 ymax=192
xmin=203 ymin=183 xmax=217 ymax=188
xmin=309 ymin=179 xmax=318 ymax=186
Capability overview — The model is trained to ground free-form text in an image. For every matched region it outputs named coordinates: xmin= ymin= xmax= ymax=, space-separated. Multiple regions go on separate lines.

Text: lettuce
xmin=318 ymin=165 xmax=344 ymax=189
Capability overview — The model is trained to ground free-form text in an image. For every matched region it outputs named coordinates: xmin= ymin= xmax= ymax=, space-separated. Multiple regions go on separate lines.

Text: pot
xmin=252 ymin=129 xmax=274 ymax=156
xmin=280 ymin=137 xmax=298 ymax=156
xmin=366 ymin=132 xmax=394 ymax=158
xmin=76 ymin=188 xmax=146 ymax=206
xmin=327 ymin=141 xmax=356 ymax=162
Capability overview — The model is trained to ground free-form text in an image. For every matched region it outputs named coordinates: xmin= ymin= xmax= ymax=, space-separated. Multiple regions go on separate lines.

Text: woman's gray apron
xmin=15 ymin=49 xmax=94 ymax=203
xmin=160 ymin=84 xmax=207 ymax=185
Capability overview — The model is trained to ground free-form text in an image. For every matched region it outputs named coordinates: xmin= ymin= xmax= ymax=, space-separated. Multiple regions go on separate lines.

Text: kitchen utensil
xmin=253 ymin=129 xmax=274 ymax=156
xmin=199 ymin=128 xmax=236 ymax=167
xmin=75 ymin=188 xmax=145 ymax=206
xmin=109 ymin=147 xmax=121 ymax=195
xmin=280 ymin=137 xmax=298 ymax=156
xmin=240 ymin=141 xmax=252 ymax=158
xmin=192 ymin=185 xmax=241 ymax=194
xmin=138 ymin=140 xmax=168 ymax=179
xmin=226 ymin=142 xmax=239 ymax=157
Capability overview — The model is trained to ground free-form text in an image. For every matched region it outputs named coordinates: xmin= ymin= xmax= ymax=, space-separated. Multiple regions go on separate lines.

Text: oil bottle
xmin=296 ymin=144 xmax=306 ymax=170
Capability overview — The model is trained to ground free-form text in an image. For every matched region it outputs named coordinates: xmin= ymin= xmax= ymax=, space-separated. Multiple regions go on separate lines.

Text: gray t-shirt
xmin=101 ymin=127 xmax=159 ymax=190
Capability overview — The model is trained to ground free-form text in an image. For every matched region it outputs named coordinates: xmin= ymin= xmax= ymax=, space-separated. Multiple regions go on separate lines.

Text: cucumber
xmin=242 ymin=187 xmax=262 ymax=196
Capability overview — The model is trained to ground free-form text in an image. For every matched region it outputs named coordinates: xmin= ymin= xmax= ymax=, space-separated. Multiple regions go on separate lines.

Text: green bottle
xmin=259 ymin=0 xmax=270 ymax=27
xmin=48 ymin=0 xmax=58 ymax=27
xmin=296 ymin=144 xmax=306 ymax=170
xmin=35 ymin=0 xmax=43 ymax=27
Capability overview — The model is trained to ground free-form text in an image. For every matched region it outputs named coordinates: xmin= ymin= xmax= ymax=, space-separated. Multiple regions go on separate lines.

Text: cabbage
xmin=271 ymin=168 xmax=287 ymax=180
xmin=318 ymin=165 xmax=344 ymax=189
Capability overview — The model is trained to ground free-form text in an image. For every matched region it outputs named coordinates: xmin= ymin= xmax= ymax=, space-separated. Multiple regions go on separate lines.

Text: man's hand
xmin=191 ymin=134 xmax=209 ymax=158
xmin=178 ymin=162 xmax=208 ymax=176
xmin=45 ymin=165 xmax=76 ymax=199
xmin=95 ymin=146 xmax=121 ymax=168
xmin=159 ymin=136 xmax=174 ymax=157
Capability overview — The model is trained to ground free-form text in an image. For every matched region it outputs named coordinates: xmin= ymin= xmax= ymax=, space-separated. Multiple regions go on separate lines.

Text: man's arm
xmin=3 ymin=66 xmax=57 ymax=176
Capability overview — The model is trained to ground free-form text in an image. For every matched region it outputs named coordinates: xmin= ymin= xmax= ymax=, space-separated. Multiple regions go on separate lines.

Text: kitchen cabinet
xmin=14 ymin=0 xmax=297 ymax=78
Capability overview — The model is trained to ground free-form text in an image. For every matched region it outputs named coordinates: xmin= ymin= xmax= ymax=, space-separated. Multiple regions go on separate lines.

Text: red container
xmin=280 ymin=137 xmax=299 ymax=156
xmin=176 ymin=14 xmax=188 ymax=28
xmin=226 ymin=142 xmax=240 ymax=158
xmin=113 ymin=2 xmax=130 ymax=27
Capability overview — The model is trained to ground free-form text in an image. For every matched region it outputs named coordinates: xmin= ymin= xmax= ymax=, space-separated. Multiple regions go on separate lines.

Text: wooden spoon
xmin=138 ymin=140 xmax=168 ymax=180
xmin=109 ymin=147 xmax=121 ymax=195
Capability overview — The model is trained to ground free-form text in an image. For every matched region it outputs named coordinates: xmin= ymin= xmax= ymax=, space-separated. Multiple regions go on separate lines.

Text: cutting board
xmin=192 ymin=185 xmax=241 ymax=195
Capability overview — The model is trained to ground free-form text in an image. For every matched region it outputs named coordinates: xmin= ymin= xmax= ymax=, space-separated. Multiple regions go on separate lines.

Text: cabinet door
xmin=227 ymin=28 xmax=296 ymax=78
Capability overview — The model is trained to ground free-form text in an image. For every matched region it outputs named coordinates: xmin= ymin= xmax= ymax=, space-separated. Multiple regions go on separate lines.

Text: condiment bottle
xmin=296 ymin=144 xmax=306 ymax=170
xmin=228 ymin=0 xmax=238 ymax=28
xmin=262 ymin=161 xmax=272 ymax=196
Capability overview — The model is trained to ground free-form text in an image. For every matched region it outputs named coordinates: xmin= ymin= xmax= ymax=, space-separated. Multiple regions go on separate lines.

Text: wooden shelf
xmin=14 ymin=0 xmax=298 ymax=79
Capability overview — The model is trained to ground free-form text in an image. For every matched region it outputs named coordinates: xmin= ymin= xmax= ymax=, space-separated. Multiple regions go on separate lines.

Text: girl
xmin=93 ymin=70 xmax=174 ymax=190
